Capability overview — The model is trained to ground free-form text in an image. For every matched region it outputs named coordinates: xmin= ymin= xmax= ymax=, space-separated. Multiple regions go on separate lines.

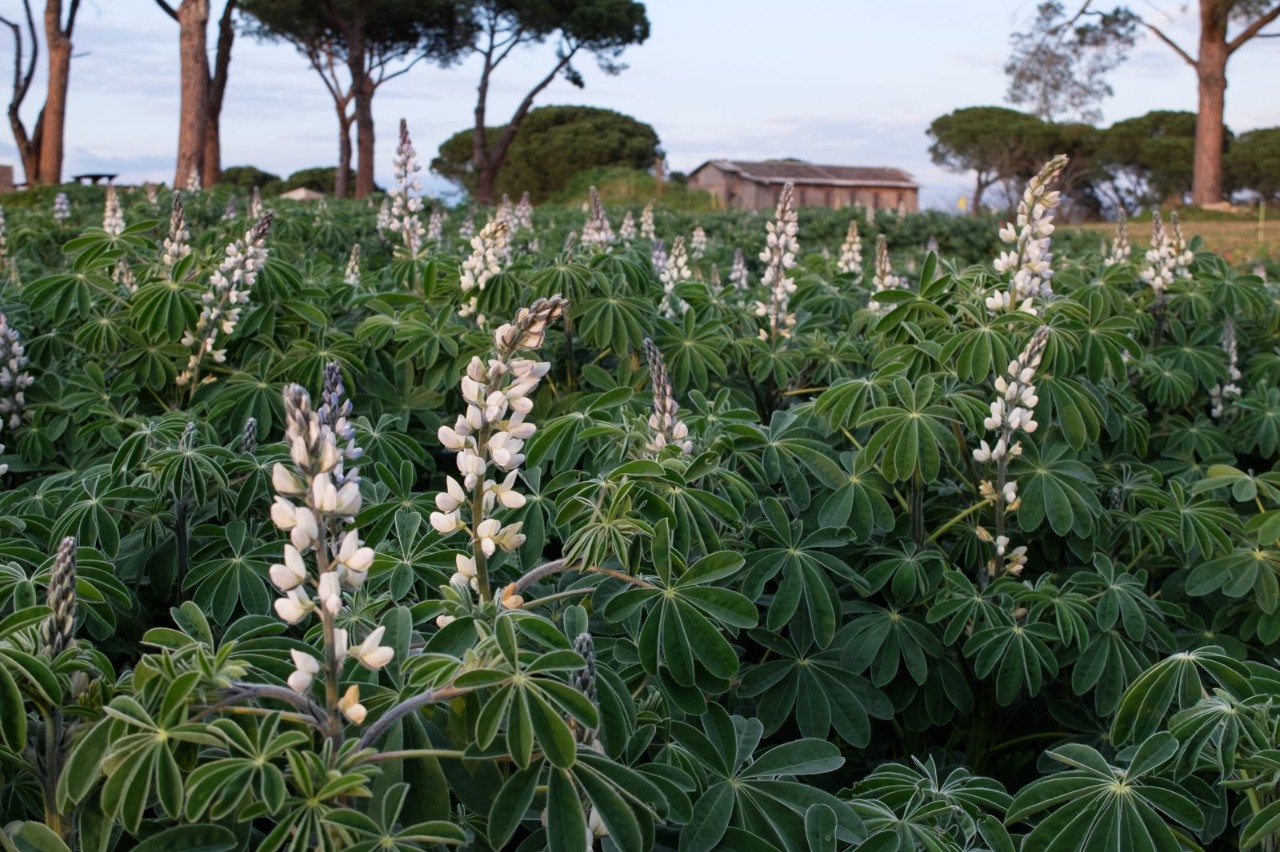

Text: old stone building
xmin=688 ymin=159 xmax=919 ymax=212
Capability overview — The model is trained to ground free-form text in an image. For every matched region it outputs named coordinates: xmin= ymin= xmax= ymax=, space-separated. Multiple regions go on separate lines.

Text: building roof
xmin=279 ymin=187 xmax=326 ymax=201
xmin=692 ymin=159 xmax=918 ymax=189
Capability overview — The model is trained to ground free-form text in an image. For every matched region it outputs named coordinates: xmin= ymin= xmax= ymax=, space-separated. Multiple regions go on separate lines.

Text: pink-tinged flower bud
xmin=272 ymin=463 xmax=304 ymax=495
xmin=436 ymin=614 xmax=456 ymax=629
xmin=495 ymin=521 xmax=526 ymax=552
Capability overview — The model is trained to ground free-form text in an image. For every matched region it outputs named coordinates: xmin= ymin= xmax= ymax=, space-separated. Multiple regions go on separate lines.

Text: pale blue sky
xmin=2 ymin=0 xmax=1279 ymax=206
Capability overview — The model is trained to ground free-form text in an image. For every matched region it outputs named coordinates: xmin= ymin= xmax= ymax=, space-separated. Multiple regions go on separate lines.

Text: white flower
xmin=336 ymin=529 xmax=375 ymax=576
xmin=274 ymin=589 xmax=314 ymax=624
xmin=318 ymin=571 xmax=342 ymax=615
xmin=287 ymin=650 xmax=319 ymax=693
xmin=269 ymin=544 xmax=308 ymax=591
xmin=349 ymin=625 xmax=394 ymax=670
xmin=490 ymin=470 xmax=526 ymax=509
xmin=430 ymin=510 xmax=462 ymax=534
xmin=290 ymin=506 xmax=320 ymax=551
xmin=989 ymin=155 xmax=1067 ymax=316
xmin=475 ymin=518 xmax=501 ymax=557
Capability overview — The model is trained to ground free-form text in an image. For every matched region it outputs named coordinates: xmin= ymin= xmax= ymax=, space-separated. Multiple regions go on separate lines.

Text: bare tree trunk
xmin=37 ymin=0 xmax=74 ymax=185
xmin=471 ymin=58 xmax=492 ymax=204
xmin=351 ymin=75 xmax=374 ymax=198
xmin=473 ymin=52 xmax=573 ymax=205
xmin=1191 ymin=2 xmax=1228 ymax=206
xmin=335 ymin=109 xmax=353 ymax=198
xmin=203 ymin=0 xmax=236 ymax=186
xmin=175 ymin=0 xmax=210 ymax=188
xmin=972 ymin=175 xmax=990 ymax=217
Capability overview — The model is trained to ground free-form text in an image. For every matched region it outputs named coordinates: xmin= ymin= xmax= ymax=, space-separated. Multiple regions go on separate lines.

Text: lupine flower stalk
xmin=753 ymin=182 xmax=799 ymax=341
xmin=222 ymin=195 xmax=238 ymax=221
xmin=1142 ymin=211 xmax=1176 ymax=345
xmin=186 ymin=167 xmax=201 ymax=193
xmin=837 ymin=218 xmax=863 ymax=275
xmin=640 ymin=201 xmax=656 ymax=241
xmin=581 ymin=187 xmax=614 ymax=248
xmin=161 ymin=192 xmax=191 ymax=269
xmin=376 ymin=199 xmax=393 ymax=236
xmin=660 ymin=236 xmax=691 ymax=316
xmin=53 ymin=192 xmax=71 ymax=223
xmin=650 ymin=239 xmax=667 ymax=275
xmin=0 ymin=206 xmax=6 ymax=265
xmin=0 ymin=311 xmax=33 ymax=440
xmin=249 ymin=186 xmax=263 ymax=219
xmin=619 ymin=210 xmax=636 ymax=241
xmin=869 ymin=234 xmax=904 ymax=314
xmin=427 ymin=206 xmax=444 ymax=243
xmin=972 ymin=327 xmax=1048 ymax=587
xmin=39 ymin=537 xmax=77 ymax=657
xmin=690 ymin=224 xmax=707 ymax=260
xmin=459 ymin=219 xmax=510 ymax=324
xmin=989 ymin=154 xmax=1067 ymax=316
xmin=515 ymin=192 xmax=533 ymax=231
xmin=729 ymin=247 xmax=748 ymax=289
xmin=318 ymin=361 xmax=363 ymax=488
xmin=344 ymin=243 xmax=361 ymax=286
xmin=1169 ymin=211 xmax=1194 ymax=278
xmin=388 ymin=119 xmax=426 ymax=257
xmin=1104 ymin=208 xmax=1130 ymax=266
xmin=177 ymin=213 xmax=273 ymax=389
xmin=102 ymin=183 xmax=124 ymax=237
xmin=431 ymin=296 xmax=568 ymax=602
xmin=271 ymin=382 xmax=384 ymax=730
xmin=1210 ymin=318 xmax=1242 ymax=419
xmin=240 ymin=416 xmax=259 ymax=454
xmin=459 ymin=208 xmax=475 ymax=239
xmin=643 ymin=339 xmax=692 ymax=454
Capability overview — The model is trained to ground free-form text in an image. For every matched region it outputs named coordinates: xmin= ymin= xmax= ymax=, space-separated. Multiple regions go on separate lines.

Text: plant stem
xmin=358 ymin=748 xmax=467 ymax=765
xmin=926 ymin=501 xmax=987 ymax=544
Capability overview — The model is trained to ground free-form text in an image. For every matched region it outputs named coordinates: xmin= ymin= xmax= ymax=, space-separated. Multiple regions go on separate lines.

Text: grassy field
xmin=1071 ymin=217 xmax=1280 ymax=264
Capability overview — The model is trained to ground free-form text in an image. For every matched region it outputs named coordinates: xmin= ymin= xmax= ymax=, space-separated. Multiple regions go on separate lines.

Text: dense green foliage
xmin=0 ymin=182 xmax=1279 ymax=852
xmin=931 ymin=105 xmax=1270 ymax=214
xmin=433 ymin=106 xmax=662 ymax=202
xmin=1230 ymin=128 xmax=1280 ymax=202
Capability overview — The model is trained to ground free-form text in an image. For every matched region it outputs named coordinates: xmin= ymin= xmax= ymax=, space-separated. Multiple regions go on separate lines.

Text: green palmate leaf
xmin=858 ymin=375 xmax=958 ymax=483
xmin=1012 ymin=441 xmax=1102 ymax=537
xmin=1006 ymin=734 xmax=1202 ymax=852
xmin=1113 ymin=647 xmax=1252 ymax=745
xmin=963 ymin=620 xmax=1059 ymax=705
xmin=131 ymin=826 xmax=237 ymax=852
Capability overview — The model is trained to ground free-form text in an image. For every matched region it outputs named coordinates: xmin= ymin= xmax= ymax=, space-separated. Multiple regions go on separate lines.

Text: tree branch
xmin=1139 ymin=19 xmax=1196 ymax=68
xmin=153 ymin=0 xmax=178 ymax=22
xmin=1228 ymin=5 xmax=1280 ymax=54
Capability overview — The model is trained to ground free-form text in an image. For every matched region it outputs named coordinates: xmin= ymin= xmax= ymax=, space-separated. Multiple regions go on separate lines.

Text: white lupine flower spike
xmin=753 ymin=182 xmax=799 ymax=342
xmin=989 ymin=154 xmax=1067 ymax=317
xmin=972 ymin=327 xmax=1049 ymax=587
xmin=433 ymin=296 xmax=567 ymax=604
